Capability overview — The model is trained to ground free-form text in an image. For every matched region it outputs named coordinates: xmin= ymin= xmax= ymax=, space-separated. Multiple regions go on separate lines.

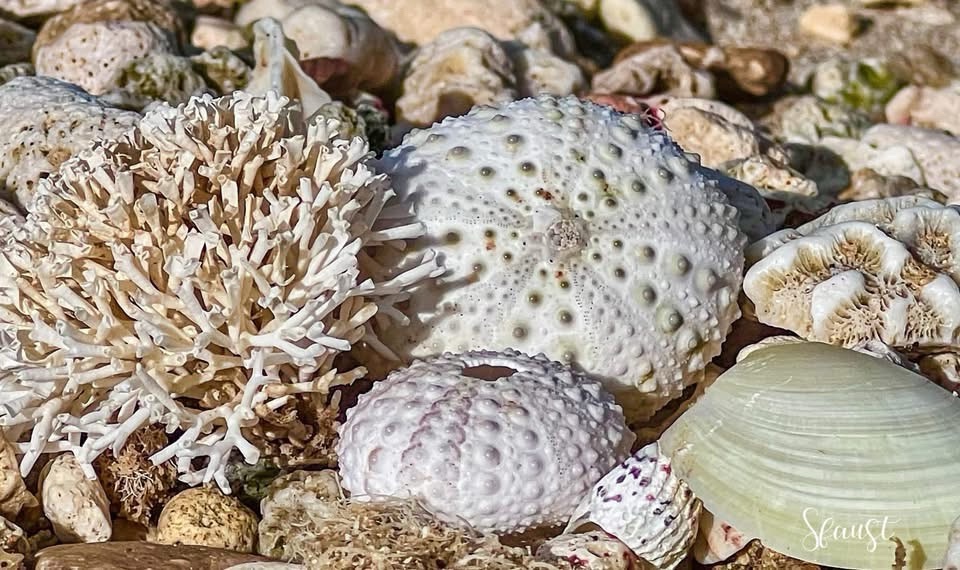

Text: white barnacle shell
xmin=375 ymin=95 xmax=746 ymax=424
xmin=564 ymin=442 xmax=700 ymax=570
xmin=660 ymin=341 xmax=960 ymax=570
xmin=744 ymin=197 xmax=960 ymax=349
xmin=336 ymin=349 xmax=635 ymax=534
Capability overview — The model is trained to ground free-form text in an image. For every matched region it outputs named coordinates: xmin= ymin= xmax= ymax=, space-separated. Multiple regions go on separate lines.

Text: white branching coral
xmin=0 ymin=90 xmax=442 ymax=492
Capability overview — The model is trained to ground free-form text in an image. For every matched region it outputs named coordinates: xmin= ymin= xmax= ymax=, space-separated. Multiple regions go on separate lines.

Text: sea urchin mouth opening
xmin=546 ymin=218 xmax=586 ymax=259
xmin=461 ymin=365 xmax=518 ymax=381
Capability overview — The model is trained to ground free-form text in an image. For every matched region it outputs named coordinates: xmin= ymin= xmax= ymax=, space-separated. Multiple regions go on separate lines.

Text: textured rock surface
xmin=376 ymin=95 xmax=746 ymax=423
xmin=41 ymin=454 xmax=112 ymax=543
xmin=0 ymin=76 xmax=139 ymax=208
xmin=154 ymin=487 xmax=258 ymax=553
xmin=337 ymin=350 xmax=634 ymax=533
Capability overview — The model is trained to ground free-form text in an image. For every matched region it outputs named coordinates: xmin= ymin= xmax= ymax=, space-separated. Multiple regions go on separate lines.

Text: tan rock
xmin=0 ymin=438 xmax=37 ymax=521
xmin=396 ymin=27 xmax=516 ymax=128
xmin=191 ymin=16 xmax=246 ymax=51
xmin=40 ymin=454 xmax=111 ymax=544
xmin=344 ymin=0 xmax=576 ymax=57
xmin=34 ymin=542 xmax=277 ymax=570
xmin=799 ymin=4 xmax=859 ymax=45
xmin=154 ymin=487 xmax=258 ymax=553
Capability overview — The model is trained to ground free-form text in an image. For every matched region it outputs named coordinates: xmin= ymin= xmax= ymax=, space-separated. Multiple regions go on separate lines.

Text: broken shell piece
xmin=41 ymin=454 xmax=111 ymax=544
xmin=535 ymin=531 xmax=643 ymax=569
xmin=660 ymin=342 xmax=960 ymax=569
xmin=507 ymin=43 xmax=586 ymax=98
xmin=154 ymin=487 xmax=259 ymax=552
xmin=592 ymin=42 xmax=715 ymax=98
xmin=744 ymin=197 xmax=960 ymax=349
xmin=396 ymin=28 xmax=516 ymax=129
xmin=235 ymin=0 xmax=400 ymax=92
xmin=246 ymin=18 xmax=331 ymax=118
xmin=338 ymin=350 xmax=635 ymax=534
xmin=658 ymin=98 xmax=760 ymax=168
xmin=721 ymin=154 xmax=828 ymax=225
xmin=0 ymin=438 xmax=36 ymax=521
xmin=694 ymin=512 xmax=750 ymax=564
xmin=565 ymin=442 xmax=701 ymax=570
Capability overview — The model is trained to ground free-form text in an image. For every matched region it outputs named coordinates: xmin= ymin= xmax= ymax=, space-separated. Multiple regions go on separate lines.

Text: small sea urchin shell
xmin=336 ymin=349 xmax=635 ymax=534
xmin=375 ymin=95 xmax=746 ymax=423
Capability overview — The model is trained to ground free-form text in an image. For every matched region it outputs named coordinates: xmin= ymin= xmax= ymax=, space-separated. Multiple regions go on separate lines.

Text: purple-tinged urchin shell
xmin=336 ymin=349 xmax=635 ymax=534
xmin=373 ymin=94 xmax=747 ymax=426
xmin=565 ymin=442 xmax=701 ymax=570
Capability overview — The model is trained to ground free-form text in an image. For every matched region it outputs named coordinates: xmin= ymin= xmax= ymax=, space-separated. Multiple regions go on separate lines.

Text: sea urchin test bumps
xmin=376 ymin=95 xmax=746 ymax=423
xmin=337 ymin=349 xmax=635 ymax=534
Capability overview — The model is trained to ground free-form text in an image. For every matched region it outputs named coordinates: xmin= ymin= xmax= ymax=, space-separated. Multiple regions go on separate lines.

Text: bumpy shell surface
xmin=565 ymin=442 xmax=700 ymax=570
xmin=375 ymin=95 xmax=746 ymax=423
xmin=659 ymin=342 xmax=960 ymax=570
xmin=743 ymin=197 xmax=960 ymax=349
xmin=337 ymin=349 xmax=635 ymax=534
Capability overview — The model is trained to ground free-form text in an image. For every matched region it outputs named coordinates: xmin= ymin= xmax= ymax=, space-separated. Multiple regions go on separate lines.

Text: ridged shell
xmin=565 ymin=442 xmax=701 ymax=569
xmin=660 ymin=342 xmax=960 ymax=569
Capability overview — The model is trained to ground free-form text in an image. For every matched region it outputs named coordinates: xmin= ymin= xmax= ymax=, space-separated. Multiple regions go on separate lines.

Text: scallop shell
xmin=660 ymin=341 xmax=960 ymax=569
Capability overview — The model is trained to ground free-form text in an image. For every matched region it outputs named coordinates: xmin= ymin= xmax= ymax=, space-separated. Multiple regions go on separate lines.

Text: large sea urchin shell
xmin=660 ymin=341 xmax=960 ymax=569
xmin=336 ymin=349 xmax=635 ymax=534
xmin=375 ymin=95 xmax=746 ymax=424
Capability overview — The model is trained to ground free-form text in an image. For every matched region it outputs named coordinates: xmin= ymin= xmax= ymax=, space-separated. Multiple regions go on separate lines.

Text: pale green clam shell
xmin=660 ymin=341 xmax=960 ymax=570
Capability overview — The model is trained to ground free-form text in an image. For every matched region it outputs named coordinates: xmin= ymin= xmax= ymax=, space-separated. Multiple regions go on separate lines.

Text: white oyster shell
xmin=336 ymin=349 xmax=635 ymax=534
xmin=660 ymin=341 xmax=960 ymax=570
xmin=565 ymin=442 xmax=700 ymax=570
xmin=375 ymin=95 xmax=746 ymax=424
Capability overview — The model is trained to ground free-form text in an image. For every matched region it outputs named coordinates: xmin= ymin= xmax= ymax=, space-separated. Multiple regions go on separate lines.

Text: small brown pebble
xmin=34 ymin=541 xmax=278 ymax=570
